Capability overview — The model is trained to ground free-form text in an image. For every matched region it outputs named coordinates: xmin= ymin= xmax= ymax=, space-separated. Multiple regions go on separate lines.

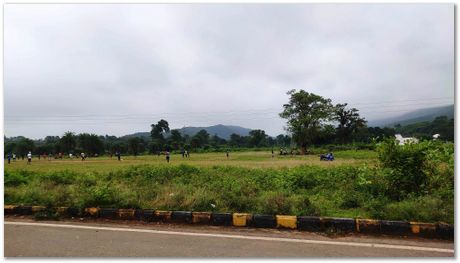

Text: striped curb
xmin=233 ymin=213 xmax=252 ymax=227
xmin=4 ymin=205 xmax=454 ymax=240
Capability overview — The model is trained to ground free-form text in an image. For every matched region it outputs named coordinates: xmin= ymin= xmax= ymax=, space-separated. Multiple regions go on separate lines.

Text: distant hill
xmin=178 ymin=124 xmax=252 ymax=139
xmin=367 ymin=104 xmax=454 ymax=127
xmin=123 ymin=124 xmax=252 ymax=140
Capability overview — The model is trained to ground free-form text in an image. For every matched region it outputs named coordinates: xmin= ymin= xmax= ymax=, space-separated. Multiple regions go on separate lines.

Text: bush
xmin=382 ymin=196 xmax=453 ymax=224
xmin=377 ymin=139 xmax=428 ymax=200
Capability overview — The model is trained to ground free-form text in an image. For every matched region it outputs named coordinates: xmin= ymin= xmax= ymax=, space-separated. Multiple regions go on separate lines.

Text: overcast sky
xmin=5 ymin=4 xmax=454 ymax=139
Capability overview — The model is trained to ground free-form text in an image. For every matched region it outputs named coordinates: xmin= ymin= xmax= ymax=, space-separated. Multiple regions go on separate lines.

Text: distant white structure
xmin=432 ymin=134 xmax=441 ymax=140
xmin=395 ymin=134 xmax=419 ymax=145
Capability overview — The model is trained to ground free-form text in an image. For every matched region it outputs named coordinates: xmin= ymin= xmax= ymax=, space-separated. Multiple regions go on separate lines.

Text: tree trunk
xmin=301 ymin=145 xmax=307 ymax=155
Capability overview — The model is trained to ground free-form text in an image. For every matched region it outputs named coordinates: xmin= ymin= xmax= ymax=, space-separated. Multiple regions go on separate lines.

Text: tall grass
xmin=5 ymin=148 xmax=453 ymax=224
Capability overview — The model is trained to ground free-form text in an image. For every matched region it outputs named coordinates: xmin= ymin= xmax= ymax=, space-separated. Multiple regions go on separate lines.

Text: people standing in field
xmin=7 ymin=153 xmax=11 ymax=164
xmin=27 ymin=151 xmax=32 ymax=164
xmin=69 ymin=153 xmax=73 ymax=159
xmin=185 ymin=150 xmax=189 ymax=158
xmin=116 ymin=151 xmax=121 ymax=161
xmin=271 ymin=149 xmax=274 ymax=158
xmin=12 ymin=153 xmax=16 ymax=161
xmin=81 ymin=152 xmax=86 ymax=161
xmin=181 ymin=149 xmax=185 ymax=158
xmin=226 ymin=150 xmax=229 ymax=159
xmin=166 ymin=151 xmax=170 ymax=163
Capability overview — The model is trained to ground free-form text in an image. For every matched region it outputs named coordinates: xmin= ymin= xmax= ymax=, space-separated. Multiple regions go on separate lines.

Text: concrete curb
xmin=4 ymin=205 xmax=454 ymax=240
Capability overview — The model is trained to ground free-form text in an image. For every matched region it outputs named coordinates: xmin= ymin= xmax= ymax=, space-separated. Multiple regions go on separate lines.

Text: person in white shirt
xmin=27 ymin=151 xmax=32 ymax=164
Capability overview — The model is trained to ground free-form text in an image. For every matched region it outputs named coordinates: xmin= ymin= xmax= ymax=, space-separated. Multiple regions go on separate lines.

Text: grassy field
xmin=4 ymin=150 xmax=377 ymax=173
xmin=4 ymin=147 xmax=453 ymax=224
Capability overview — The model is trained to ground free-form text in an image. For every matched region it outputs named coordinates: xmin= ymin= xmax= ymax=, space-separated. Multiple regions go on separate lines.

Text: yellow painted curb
xmin=276 ymin=215 xmax=297 ymax=229
xmin=118 ymin=209 xmax=136 ymax=219
xmin=233 ymin=213 xmax=252 ymax=227
xmin=5 ymin=205 xmax=16 ymax=210
xmin=85 ymin=207 xmax=100 ymax=216
xmin=410 ymin=222 xmax=436 ymax=234
xmin=32 ymin=206 xmax=46 ymax=212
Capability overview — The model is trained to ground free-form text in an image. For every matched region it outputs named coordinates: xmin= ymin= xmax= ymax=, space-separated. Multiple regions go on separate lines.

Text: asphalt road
xmin=4 ymin=219 xmax=454 ymax=257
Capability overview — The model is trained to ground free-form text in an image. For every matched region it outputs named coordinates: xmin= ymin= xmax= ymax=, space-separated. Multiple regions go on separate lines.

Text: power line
xmin=6 ymin=101 xmax=452 ymax=123
xmin=5 ymin=97 xmax=453 ymax=119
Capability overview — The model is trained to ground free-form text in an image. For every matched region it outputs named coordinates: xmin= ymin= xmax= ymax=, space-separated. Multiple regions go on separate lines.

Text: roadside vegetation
xmin=5 ymin=140 xmax=453 ymax=224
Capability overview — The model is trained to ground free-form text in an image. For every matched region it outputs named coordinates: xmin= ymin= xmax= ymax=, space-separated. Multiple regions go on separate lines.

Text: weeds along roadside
xmin=4 ymin=141 xmax=453 ymax=224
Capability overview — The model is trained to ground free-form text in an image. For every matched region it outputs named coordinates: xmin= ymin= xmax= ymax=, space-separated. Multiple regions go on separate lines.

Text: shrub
xmin=377 ymin=139 xmax=428 ymax=200
xmin=4 ymin=171 xmax=28 ymax=186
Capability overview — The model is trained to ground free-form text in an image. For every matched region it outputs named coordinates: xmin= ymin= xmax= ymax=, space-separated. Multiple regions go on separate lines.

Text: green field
xmin=4 ymin=150 xmax=376 ymax=173
xmin=4 ymin=145 xmax=453 ymax=224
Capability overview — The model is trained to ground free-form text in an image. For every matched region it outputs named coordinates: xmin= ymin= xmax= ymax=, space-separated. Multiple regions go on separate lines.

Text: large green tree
xmin=279 ymin=89 xmax=334 ymax=154
xmin=15 ymin=137 xmax=35 ymax=156
xmin=334 ymin=103 xmax=367 ymax=144
xmin=248 ymin=129 xmax=267 ymax=147
xmin=150 ymin=119 xmax=170 ymax=151
xmin=127 ymin=137 xmax=145 ymax=156
xmin=169 ymin=129 xmax=184 ymax=150
xmin=191 ymin=129 xmax=209 ymax=148
xmin=77 ymin=133 xmax=104 ymax=155
xmin=60 ymin=132 xmax=77 ymax=153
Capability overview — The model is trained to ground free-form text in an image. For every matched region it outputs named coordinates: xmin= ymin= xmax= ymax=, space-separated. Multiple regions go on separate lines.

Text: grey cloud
xmin=4 ymin=4 xmax=454 ymax=139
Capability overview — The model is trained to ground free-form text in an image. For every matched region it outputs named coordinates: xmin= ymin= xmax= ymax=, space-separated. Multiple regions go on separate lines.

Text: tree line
xmin=6 ymin=89 xmax=451 ymax=157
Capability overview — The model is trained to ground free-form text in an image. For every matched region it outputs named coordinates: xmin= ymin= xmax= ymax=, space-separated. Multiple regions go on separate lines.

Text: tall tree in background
xmin=229 ymin=133 xmax=243 ymax=147
xmin=334 ymin=103 xmax=367 ymax=144
xmin=44 ymin=136 xmax=61 ymax=154
xmin=150 ymin=119 xmax=170 ymax=152
xmin=60 ymin=132 xmax=77 ymax=153
xmin=16 ymin=138 xmax=35 ymax=157
xmin=279 ymin=89 xmax=333 ymax=154
xmin=191 ymin=129 xmax=210 ymax=148
xmin=127 ymin=137 xmax=144 ymax=156
xmin=77 ymin=133 xmax=104 ymax=155
xmin=169 ymin=129 xmax=184 ymax=150
xmin=248 ymin=129 xmax=267 ymax=147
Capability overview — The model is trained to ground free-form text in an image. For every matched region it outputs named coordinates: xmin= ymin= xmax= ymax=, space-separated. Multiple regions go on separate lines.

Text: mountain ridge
xmin=366 ymin=104 xmax=454 ymax=127
xmin=123 ymin=124 xmax=252 ymax=140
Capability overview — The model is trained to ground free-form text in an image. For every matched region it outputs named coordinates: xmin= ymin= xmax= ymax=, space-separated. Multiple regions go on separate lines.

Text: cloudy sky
xmin=5 ymin=4 xmax=454 ymax=139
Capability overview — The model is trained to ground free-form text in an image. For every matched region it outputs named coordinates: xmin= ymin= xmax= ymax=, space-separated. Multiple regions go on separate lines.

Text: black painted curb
xmin=171 ymin=211 xmax=192 ymax=224
xmin=4 ymin=205 xmax=453 ymax=240
xmin=212 ymin=213 xmax=233 ymax=226
xmin=252 ymin=214 xmax=276 ymax=228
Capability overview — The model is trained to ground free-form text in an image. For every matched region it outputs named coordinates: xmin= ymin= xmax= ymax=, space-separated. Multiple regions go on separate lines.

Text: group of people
xmin=6 ymin=153 xmax=17 ymax=164
xmin=6 ymin=151 xmax=91 ymax=164
xmin=6 ymin=149 xmax=336 ymax=165
xmin=7 ymin=152 xmax=32 ymax=164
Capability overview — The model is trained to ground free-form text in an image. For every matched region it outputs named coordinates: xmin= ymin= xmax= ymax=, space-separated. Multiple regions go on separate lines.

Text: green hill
xmin=368 ymin=104 xmax=454 ymax=127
